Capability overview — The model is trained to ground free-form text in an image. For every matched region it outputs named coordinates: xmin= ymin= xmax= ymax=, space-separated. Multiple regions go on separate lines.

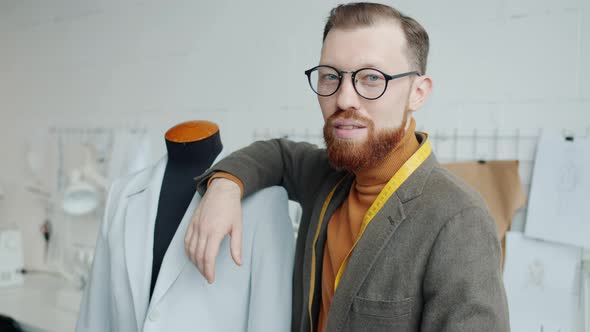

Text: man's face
xmin=319 ymin=21 xmax=416 ymax=171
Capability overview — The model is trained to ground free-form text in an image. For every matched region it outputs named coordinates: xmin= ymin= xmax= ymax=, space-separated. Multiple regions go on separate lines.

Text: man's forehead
xmin=319 ymin=22 xmax=408 ymax=71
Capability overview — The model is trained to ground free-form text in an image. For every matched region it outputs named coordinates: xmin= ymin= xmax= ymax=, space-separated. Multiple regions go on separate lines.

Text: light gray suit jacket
xmin=77 ymin=156 xmax=295 ymax=332
xmin=196 ymin=133 xmax=510 ymax=332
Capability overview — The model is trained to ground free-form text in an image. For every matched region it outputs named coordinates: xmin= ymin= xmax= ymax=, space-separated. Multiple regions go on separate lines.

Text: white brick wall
xmin=0 ymin=0 xmax=588 ymax=268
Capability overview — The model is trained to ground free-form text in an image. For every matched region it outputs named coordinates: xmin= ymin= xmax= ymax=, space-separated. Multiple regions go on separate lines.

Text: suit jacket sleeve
xmin=246 ymin=187 xmax=295 ymax=332
xmin=195 ymin=138 xmax=332 ymax=207
xmin=420 ymin=207 xmax=510 ymax=332
xmin=75 ymin=182 xmax=120 ymax=332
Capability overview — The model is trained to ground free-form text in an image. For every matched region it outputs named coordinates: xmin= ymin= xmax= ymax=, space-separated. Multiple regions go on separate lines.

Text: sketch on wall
xmin=526 ymin=135 xmax=590 ymax=249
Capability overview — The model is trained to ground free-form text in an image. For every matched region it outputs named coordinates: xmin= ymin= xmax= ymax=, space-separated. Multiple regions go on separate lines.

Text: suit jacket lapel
xmin=301 ymin=173 xmax=353 ymax=331
xmin=326 ymin=151 xmax=439 ymax=331
xmin=326 ymin=194 xmax=406 ymax=331
xmin=124 ymin=156 xmax=167 ymax=330
xmin=149 ymin=149 xmax=228 ymax=305
xmin=149 ymin=191 xmax=200 ymax=306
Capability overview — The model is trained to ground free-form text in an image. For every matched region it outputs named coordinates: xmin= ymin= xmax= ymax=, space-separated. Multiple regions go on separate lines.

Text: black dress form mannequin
xmin=149 ymin=120 xmax=222 ymax=299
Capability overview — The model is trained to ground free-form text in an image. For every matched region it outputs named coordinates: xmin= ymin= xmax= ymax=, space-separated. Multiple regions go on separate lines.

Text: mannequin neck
xmin=165 ymin=131 xmax=222 ymax=170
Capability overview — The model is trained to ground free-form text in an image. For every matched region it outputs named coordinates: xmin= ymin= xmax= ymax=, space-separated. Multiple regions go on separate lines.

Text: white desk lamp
xmin=62 ymin=147 xmax=107 ymax=216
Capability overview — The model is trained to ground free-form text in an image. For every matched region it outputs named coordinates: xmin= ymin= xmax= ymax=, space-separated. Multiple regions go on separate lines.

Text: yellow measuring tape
xmin=307 ymin=136 xmax=432 ymax=331
xmin=334 ymin=137 xmax=432 ymax=290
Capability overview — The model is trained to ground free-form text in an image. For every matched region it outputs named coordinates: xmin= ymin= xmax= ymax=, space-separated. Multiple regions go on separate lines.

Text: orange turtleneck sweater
xmin=316 ymin=118 xmax=419 ymax=332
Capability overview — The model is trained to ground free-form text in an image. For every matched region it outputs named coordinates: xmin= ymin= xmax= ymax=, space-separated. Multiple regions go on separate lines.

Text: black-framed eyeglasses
xmin=304 ymin=65 xmax=420 ymax=100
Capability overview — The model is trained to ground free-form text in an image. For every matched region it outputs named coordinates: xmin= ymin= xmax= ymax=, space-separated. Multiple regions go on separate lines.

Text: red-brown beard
xmin=323 ymin=109 xmax=409 ymax=172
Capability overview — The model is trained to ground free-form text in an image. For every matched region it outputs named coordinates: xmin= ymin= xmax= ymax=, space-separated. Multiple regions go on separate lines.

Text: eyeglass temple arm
xmin=386 ymin=71 xmax=421 ymax=80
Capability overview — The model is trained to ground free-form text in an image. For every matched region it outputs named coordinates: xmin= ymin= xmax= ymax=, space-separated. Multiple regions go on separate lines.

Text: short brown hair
xmin=323 ymin=2 xmax=429 ymax=74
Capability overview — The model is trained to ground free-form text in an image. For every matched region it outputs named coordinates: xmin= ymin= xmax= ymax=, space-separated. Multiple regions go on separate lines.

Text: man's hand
xmin=184 ymin=177 xmax=243 ymax=283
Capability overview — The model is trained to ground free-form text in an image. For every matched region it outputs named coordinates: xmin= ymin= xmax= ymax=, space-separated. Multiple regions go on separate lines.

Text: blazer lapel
xmin=326 ymin=150 xmax=439 ymax=331
xmin=148 ymin=191 xmax=200 ymax=306
xmin=326 ymin=194 xmax=406 ymax=331
xmin=301 ymin=173 xmax=353 ymax=331
xmin=149 ymin=149 xmax=228 ymax=305
xmin=124 ymin=156 xmax=167 ymax=330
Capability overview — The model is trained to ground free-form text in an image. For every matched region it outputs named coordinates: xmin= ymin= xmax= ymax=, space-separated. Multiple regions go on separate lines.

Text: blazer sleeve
xmin=420 ymin=207 xmax=510 ymax=332
xmin=246 ymin=187 xmax=295 ymax=332
xmin=195 ymin=138 xmax=333 ymax=208
xmin=75 ymin=181 xmax=120 ymax=332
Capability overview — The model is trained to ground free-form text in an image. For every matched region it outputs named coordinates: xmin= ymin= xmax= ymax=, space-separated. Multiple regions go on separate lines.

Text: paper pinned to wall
xmin=525 ymin=135 xmax=590 ymax=249
xmin=503 ymin=232 xmax=583 ymax=332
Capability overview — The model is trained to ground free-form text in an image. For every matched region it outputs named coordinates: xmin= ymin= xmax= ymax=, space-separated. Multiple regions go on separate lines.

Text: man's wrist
xmin=207 ymin=171 xmax=245 ymax=196
xmin=211 ymin=177 xmax=240 ymax=191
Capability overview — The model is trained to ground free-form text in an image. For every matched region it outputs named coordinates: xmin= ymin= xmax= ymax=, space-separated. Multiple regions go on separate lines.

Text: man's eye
xmin=322 ymin=74 xmax=339 ymax=81
xmin=359 ymin=74 xmax=381 ymax=81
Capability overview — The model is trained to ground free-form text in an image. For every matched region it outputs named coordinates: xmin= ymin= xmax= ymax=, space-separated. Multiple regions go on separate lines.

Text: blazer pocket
xmin=352 ymin=296 xmax=412 ymax=319
xmin=346 ymin=297 xmax=414 ymax=332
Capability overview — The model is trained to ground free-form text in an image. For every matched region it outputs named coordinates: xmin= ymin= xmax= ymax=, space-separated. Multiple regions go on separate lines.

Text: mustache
xmin=327 ymin=109 xmax=371 ymax=126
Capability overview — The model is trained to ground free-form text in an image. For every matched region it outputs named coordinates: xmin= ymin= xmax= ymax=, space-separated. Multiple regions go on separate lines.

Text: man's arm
xmin=420 ymin=207 xmax=510 ymax=332
xmin=196 ymin=138 xmax=330 ymax=205
xmin=186 ymin=138 xmax=331 ymax=283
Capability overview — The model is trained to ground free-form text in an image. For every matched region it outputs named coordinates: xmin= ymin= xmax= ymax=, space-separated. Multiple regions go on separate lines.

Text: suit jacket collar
xmin=126 ymin=148 xmax=227 ymax=196
xmin=124 ymin=156 xmax=166 ymax=330
xmin=395 ymin=132 xmax=438 ymax=203
xmin=122 ymin=150 xmax=225 ymax=330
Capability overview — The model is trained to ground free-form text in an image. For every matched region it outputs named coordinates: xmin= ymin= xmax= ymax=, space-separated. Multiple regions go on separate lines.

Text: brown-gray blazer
xmin=196 ymin=133 xmax=510 ymax=332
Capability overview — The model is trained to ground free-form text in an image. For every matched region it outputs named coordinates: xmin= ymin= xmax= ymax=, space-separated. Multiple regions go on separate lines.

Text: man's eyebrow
xmin=317 ymin=63 xmax=385 ymax=70
xmin=357 ymin=63 xmax=382 ymax=69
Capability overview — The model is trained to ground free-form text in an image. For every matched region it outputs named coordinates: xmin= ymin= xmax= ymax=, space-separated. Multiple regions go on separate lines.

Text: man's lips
xmin=334 ymin=125 xmax=366 ymax=129
xmin=331 ymin=119 xmax=368 ymax=129
xmin=330 ymin=119 xmax=368 ymax=139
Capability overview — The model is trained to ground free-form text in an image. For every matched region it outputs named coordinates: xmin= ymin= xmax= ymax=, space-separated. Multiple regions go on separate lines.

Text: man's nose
xmin=336 ymin=74 xmax=361 ymax=112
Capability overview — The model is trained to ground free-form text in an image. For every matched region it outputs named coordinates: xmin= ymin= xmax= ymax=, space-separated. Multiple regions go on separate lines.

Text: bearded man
xmin=184 ymin=3 xmax=510 ymax=331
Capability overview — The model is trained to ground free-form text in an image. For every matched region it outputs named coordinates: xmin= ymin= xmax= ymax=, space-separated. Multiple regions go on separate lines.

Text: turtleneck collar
xmin=354 ymin=117 xmax=419 ymax=188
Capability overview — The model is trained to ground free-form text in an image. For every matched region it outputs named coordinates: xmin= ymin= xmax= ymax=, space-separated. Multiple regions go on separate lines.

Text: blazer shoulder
xmin=419 ymin=165 xmax=491 ymax=222
xmin=242 ymin=186 xmax=290 ymax=217
xmin=241 ymin=186 xmax=294 ymax=253
xmin=406 ymin=166 xmax=500 ymax=257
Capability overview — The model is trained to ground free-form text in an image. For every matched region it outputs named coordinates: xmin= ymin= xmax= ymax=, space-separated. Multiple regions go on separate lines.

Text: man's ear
xmin=408 ymin=75 xmax=433 ymax=112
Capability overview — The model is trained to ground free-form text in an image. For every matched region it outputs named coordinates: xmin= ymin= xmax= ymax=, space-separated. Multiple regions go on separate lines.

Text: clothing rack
xmin=49 ymin=126 xmax=147 ymax=134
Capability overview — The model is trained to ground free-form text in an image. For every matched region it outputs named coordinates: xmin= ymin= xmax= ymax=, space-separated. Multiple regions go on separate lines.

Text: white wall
xmin=0 ymin=0 xmax=589 ymax=268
